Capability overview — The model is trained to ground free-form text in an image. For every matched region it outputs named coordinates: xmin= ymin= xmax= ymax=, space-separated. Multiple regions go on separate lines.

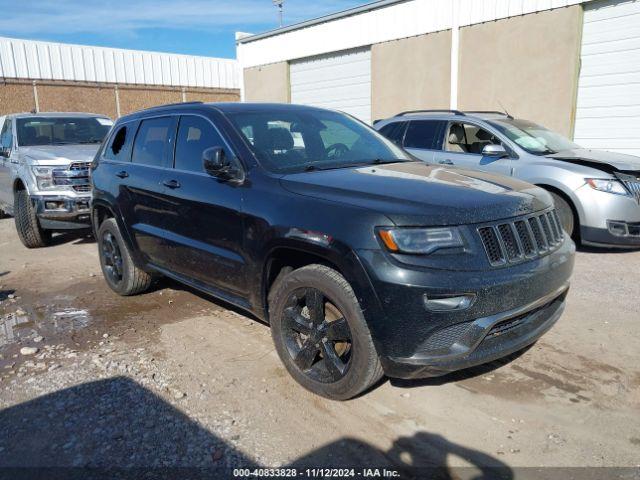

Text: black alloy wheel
xmin=101 ymin=231 xmax=124 ymax=285
xmin=282 ymin=287 xmax=353 ymax=383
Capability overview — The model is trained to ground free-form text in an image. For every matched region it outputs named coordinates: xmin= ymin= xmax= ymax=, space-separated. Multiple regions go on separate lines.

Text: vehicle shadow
xmin=50 ymin=230 xmax=94 ymax=247
xmin=577 ymin=244 xmax=639 ymax=254
xmin=0 ymin=288 xmax=16 ymax=302
xmin=0 ymin=377 xmax=513 ymax=479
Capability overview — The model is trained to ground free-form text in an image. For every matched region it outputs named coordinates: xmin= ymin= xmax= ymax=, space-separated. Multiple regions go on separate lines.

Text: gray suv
xmin=0 ymin=112 xmax=113 ymax=248
xmin=375 ymin=110 xmax=640 ymax=248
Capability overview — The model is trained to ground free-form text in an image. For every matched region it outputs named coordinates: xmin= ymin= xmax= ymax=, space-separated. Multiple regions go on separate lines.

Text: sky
xmin=0 ymin=0 xmax=369 ymax=59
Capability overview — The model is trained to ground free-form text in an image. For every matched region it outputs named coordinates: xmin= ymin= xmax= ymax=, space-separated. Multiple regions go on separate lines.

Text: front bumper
xmin=576 ymin=184 xmax=640 ymax=247
xmin=581 ymin=223 xmax=640 ymax=248
xmin=356 ymin=237 xmax=575 ymax=379
xmin=33 ymin=195 xmax=91 ymax=229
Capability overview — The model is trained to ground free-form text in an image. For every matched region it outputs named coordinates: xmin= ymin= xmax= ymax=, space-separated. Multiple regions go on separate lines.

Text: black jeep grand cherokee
xmin=91 ymin=102 xmax=575 ymax=400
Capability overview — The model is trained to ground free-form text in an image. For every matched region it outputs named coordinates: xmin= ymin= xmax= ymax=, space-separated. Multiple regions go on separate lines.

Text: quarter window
xmin=103 ymin=125 xmax=131 ymax=162
xmin=378 ymin=122 xmax=407 ymax=145
xmin=404 ymin=120 xmax=446 ymax=150
xmin=132 ymin=117 xmax=173 ymax=168
xmin=174 ymin=116 xmax=226 ymax=173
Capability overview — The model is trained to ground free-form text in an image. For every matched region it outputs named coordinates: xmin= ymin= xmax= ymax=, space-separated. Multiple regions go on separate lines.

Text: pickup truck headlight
xmin=585 ymin=178 xmax=628 ymax=196
xmin=32 ymin=167 xmax=57 ymax=190
xmin=378 ymin=227 xmax=463 ymax=254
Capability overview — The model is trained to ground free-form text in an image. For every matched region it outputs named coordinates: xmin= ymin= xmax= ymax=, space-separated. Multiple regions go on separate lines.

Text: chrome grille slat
xmin=478 ymin=209 xmax=564 ymax=267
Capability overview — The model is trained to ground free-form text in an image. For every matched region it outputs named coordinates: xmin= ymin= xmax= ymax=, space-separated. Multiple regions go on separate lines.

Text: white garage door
xmin=574 ymin=0 xmax=640 ymax=156
xmin=290 ymin=48 xmax=371 ymax=124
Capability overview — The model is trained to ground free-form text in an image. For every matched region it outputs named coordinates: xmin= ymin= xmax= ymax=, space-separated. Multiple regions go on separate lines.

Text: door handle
xmin=438 ymin=159 xmax=454 ymax=165
xmin=163 ymin=179 xmax=181 ymax=189
xmin=116 ymin=170 xmax=129 ymax=178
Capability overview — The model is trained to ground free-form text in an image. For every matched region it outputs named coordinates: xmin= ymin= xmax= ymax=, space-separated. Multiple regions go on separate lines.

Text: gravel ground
xmin=0 ymin=217 xmax=639 ymax=479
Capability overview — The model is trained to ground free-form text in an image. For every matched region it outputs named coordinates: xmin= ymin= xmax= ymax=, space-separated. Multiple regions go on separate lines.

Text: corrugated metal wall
xmin=238 ymin=0 xmax=594 ymax=68
xmin=0 ymin=36 xmax=240 ymax=89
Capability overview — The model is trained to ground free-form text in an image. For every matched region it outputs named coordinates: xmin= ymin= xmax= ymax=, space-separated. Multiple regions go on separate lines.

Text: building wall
xmin=0 ymin=78 xmax=240 ymax=118
xmin=38 ymin=83 xmax=118 ymax=118
xmin=0 ymin=82 xmax=37 ymax=115
xmin=371 ymin=30 xmax=452 ymax=121
xmin=243 ymin=62 xmax=290 ymax=103
xmin=457 ymin=6 xmax=583 ymax=136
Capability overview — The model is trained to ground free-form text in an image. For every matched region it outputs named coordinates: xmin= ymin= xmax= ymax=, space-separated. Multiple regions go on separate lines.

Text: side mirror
xmin=482 ymin=144 xmax=508 ymax=159
xmin=203 ymin=147 xmax=242 ymax=181
xmin=0 ymin=147 xmax=9 ymax=158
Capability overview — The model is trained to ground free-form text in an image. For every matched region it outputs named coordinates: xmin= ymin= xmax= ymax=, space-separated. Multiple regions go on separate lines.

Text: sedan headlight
xmin=378 ymin=227 xmax=464 ymax=254
xmin=585 ymin=178 xmax=629 ymax=196
xmin=31 ymin=167 xmax=56 ymax=190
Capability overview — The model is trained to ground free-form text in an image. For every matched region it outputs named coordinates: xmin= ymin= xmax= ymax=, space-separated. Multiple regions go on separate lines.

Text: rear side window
xmin=404 ymin=120 xmax=446 ymax=150
xmin=378 ymin=122 xmax=406 ymax=145
xmin=132 ymin=117 xmax=174 ymax=168
xmin=103 ymin=124 xmax=133 ymax=162
xmin=174 ymin=115 xmax=226 ymax=173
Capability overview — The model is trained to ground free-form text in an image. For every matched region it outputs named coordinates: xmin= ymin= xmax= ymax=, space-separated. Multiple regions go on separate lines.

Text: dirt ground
xmin=0 ymin=217 xmax=639 ymax=478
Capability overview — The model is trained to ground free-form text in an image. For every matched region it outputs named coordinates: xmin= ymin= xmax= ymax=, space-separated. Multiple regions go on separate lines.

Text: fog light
xmin=423 ymin=294 xmax=475 ymax=312
xmin=45 ymin=201 xmax=64 ymax=210
xmin=607 ymin=221 xmax=628 ymax=237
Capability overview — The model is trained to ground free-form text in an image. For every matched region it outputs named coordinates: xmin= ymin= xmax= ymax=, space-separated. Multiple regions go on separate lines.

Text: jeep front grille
xmin=478 ymin=209 xmax=564 ymax=267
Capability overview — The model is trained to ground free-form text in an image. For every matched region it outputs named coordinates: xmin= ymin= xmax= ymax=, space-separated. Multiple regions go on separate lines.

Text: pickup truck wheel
xmin=549 ymin=192 xmax=575 ymax=238
xmin=269 ymin=264 xmax=383 ymax=400
xmin=14 ymin=190 xmax=52 ymax=248
xmin=98 ymin=218 xmax=152 ymax=296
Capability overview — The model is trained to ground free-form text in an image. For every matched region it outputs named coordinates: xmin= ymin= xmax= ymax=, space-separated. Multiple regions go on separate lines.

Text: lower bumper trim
xmin=382 ymin=285 xmax=569 ymax=379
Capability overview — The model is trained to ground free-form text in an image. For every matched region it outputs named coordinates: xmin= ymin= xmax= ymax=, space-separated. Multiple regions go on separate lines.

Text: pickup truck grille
xmin=478 ymin=209 xmax=564 ymax=267
xmin=616 ymin=172 xmax=640 ymax=204
xmin=52 ymin=162 xmax=91 ymax=194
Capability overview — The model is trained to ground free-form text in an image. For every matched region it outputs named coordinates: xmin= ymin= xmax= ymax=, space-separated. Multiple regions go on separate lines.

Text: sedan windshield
xmin=16 ymin=117 xmax=112 ymax=147
xmin=489 ymin=118 xmax=580 ymax=155
xmin=226 ymin=109 xmax=412 ymax=174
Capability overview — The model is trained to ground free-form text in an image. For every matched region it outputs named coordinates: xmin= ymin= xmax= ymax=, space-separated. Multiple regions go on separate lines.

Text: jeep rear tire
xmin=269 ymin=264 xmax=384 ymax=400
xmin=98 ymin=218 xmax=152 ymax=296
xmin=14 ymin=190 xmax=52 ymax=248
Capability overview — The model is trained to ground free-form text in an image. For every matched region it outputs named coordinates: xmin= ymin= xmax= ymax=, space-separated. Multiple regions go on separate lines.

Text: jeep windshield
xmin=16 ymin=117 xmax=112 ymax=147
xmin=226 ymin=109 xmax=412 ymax=174
xmin=489 ymin=118 xmax=580 ymax=155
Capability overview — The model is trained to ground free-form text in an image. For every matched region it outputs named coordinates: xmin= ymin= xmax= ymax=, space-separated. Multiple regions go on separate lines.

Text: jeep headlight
xmin=585 ymin=178 xmax=628 ymax=196
xmin=378 ymin=227 xmax=464 ymax=254
xmin=32 ymin=166 xmax=56 ymax=190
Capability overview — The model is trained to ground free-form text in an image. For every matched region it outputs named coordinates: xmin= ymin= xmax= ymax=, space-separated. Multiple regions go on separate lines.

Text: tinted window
xmin=0 ymin=119 xmax=12 ymax=149
xmin=132 ymin=117 xmax=174 ymax=168
xmin=227 ymin=110 xmax=411 ymax=174
xmin=16 ymin=116 xmax=112 ymax=147
xmin=378 ymin=122 xmax=406 ymax=144
xmin=404 ymin=120 xmax=446 ymax=149
xmin=103 ymin=124 xmax=133 ymax=162
xmin=174 ymin=116 xmax=226 ymax=172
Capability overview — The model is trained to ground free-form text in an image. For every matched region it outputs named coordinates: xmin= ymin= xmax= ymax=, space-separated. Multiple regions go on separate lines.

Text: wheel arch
xmin=535 ymin=183 xmax=581 ymax=238
xmin=260 ymin=242 xmax=382 ymax=328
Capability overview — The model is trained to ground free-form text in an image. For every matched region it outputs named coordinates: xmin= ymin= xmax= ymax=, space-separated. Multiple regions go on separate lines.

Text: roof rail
xmin=465 ymin=110 xmax=514 ymax=119
xmin=142 ymin=101 xmax=204 ymax=111
xmin=396 ymin=109 xmax=466 ymax=117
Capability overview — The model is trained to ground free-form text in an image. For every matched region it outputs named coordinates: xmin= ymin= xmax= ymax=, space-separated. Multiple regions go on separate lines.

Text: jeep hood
xmin=547 ymin=148 xmax=640 ymax=172
xmin=280 ymin=162 xmax=552 ymax=226
xmin=21 ymin=144 xmax=100 ymax=166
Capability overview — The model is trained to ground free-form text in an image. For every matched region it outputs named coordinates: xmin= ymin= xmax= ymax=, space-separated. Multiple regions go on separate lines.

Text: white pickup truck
xmin=0 ymin=112 xmax=113 ymax=248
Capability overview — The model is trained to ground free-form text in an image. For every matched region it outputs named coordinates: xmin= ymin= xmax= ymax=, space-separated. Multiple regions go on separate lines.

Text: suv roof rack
xmin=142 ymin=101 xmax=204 ymax=111
xmin=396 ymin=109 xmax=466 ymax=117
xmin=465 ymin=110 xmax=514 ymax=119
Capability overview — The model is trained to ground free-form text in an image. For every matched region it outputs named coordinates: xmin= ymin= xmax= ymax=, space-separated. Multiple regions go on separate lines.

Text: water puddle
xmin=0 ymin=303 xmax=92 ymax=348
